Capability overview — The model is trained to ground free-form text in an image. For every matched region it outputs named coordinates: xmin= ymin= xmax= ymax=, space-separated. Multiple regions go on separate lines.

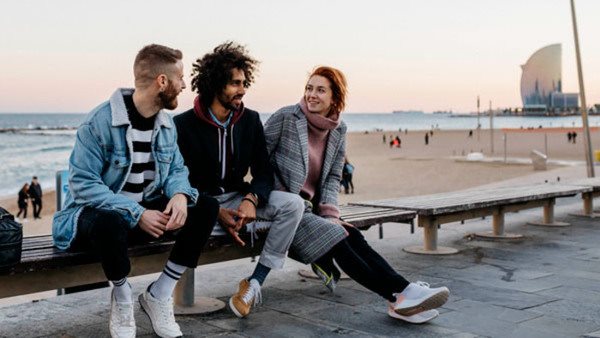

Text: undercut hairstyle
xmin=134 ymin=44 xmax=183 ymax=88
xmin=190 ymin=41 xmax=259 ymax=107
xmin=309 ymin=66 xmax=348 ymax=115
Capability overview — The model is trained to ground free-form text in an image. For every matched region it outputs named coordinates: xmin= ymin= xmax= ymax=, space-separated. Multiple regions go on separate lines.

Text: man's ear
xmin=157 ymin=74 xmax=168 ymax=91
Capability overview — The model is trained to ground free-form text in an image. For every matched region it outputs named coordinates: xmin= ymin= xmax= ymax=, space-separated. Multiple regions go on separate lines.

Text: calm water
xmin=1 ymin=112 xmax=599 ymax=199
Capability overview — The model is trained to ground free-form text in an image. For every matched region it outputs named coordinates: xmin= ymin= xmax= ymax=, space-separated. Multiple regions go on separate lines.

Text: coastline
xmin=2 ymin=128 xmax=597 ymax=237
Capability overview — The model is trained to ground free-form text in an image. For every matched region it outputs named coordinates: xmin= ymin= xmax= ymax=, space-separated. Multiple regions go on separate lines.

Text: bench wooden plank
xmin=349 ymin=184 xmax=588 ymax=255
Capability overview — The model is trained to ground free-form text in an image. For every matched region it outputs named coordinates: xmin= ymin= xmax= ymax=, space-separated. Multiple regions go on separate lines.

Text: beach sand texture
xmin=2 ymin=128 xmax=599 ymax=237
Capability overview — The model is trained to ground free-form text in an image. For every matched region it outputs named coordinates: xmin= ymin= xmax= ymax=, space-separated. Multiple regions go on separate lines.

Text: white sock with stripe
xmin=112 ymin=277 xmax=132 ymax=303
xmin=150 ymin=260 xmax=187 ymax=300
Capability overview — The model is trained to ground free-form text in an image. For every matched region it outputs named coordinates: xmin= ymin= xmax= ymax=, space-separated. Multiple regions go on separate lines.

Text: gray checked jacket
xmin=264 ymin=104 xmax=347 ymax=263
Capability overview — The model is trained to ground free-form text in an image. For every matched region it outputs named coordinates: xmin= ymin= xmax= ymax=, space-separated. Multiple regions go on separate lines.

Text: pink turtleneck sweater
xmin=299 ymin=99 xmax=341 ymax=219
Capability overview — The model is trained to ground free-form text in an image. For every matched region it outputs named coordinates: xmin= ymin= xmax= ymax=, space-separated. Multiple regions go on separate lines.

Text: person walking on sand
xmin=52 ymin=44 xmax=220 ymax=338
xmin=16 ymin=183 xmax=29 ymax=223
xmin=265 ymin=66 xmax=449 ymax=324
xmin=342 ymin=156 xmax=355 ymax=194
xmin=174 ymin=42 xmax=303 ymax=319
xmin=424 ymin=132 xmax=429 ymax=145
xmin=29 ymin=176 xmax=42 ymax=219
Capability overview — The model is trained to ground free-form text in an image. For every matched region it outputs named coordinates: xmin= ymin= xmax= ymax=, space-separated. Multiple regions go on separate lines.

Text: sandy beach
xmin=2 ymin=128 xmax=599 ymax=237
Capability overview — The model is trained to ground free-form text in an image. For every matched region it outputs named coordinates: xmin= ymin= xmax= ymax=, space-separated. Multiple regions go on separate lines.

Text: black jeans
xmin=71 ymin=195 xmax=219 ymax=281
xmin=33 ymin=199 xmax=42 ymax=218
xmin=315 ymin=226 xmax=410 ymax=302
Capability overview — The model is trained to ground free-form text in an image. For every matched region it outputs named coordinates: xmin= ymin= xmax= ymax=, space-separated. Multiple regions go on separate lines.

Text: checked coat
xmin=264 ymin=104 xmax=347 ymax=263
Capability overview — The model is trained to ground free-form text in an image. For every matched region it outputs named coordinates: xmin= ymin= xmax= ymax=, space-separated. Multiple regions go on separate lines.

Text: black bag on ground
xmin=0 ymin=207 xmax=23 ymax=268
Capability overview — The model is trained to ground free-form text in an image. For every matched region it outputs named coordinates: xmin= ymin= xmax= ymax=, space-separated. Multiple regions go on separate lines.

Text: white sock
xmin=112 ymin=278 xmax=132 ymax=303
xmin=150 ymin=260 xmax=187 ymax=300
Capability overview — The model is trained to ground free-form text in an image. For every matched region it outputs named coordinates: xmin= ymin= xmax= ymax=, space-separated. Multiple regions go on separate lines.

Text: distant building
xmin=520 ymin=44 xmax=578 ymax=115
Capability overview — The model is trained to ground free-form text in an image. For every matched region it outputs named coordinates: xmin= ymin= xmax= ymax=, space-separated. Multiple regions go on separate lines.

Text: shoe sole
xmin=388 ymin=309 xmax=439 ymax=324
xmin=228 ymin=297 xmax=246 ymax=318
xmin=395 ymin=289 xmax=449 ymax=316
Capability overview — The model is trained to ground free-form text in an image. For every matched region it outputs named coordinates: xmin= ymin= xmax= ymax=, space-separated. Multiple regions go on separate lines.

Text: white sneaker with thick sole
xmin=109 ymin=291 xmax=136 ymax=338
xmin=393 ymin=281 xmax=449 ymax=316
xmin=387 ymin=307 xmax=439 ymax=324
xmin=139 ymin=286 xmax=182 ymax=338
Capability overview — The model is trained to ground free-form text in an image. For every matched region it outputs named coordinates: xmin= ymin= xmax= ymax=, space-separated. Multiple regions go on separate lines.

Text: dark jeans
xmin=16 ymin=205 xmax=27 ymax=219
xmin=33 ymin=199 xmax=42 ymax=218
xmin=315 ymin=226 xmax=409 ymax=302
xmin=71 ymin=195 xmax=219 ymax=281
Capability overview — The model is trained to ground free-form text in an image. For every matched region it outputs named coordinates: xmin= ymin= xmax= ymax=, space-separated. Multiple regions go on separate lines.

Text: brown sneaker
xmin=229 ymin=279 xmax=262 ymax=318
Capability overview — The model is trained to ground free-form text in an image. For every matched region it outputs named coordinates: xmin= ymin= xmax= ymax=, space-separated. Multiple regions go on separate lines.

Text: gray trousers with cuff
xmin=213 ymin=191 xmax=304 ymax=270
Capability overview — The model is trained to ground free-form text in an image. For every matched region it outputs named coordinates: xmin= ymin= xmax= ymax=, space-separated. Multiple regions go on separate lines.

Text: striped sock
xmin=150 ymin=261 xmax=187 ymax=300
xmin=112 ymin=277 xmax=132 ymax=303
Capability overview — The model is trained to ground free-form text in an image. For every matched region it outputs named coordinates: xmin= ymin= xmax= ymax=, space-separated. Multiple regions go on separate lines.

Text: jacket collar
xmin=109 ymin=88 xmax=172 ymax=129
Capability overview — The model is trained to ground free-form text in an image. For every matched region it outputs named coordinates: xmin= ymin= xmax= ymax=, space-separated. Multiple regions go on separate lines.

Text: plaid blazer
xmin=264 ymin=104 xmax=347 ymax=263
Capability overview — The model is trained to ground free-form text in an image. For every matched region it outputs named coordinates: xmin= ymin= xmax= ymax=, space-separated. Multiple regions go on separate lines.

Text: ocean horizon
xmin=1 ymin=112 xmax=600 ymax=200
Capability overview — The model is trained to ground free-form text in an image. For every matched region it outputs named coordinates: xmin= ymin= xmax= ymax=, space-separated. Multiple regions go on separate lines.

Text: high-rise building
xmin=520 ymin=43 xmax=578 ymax=115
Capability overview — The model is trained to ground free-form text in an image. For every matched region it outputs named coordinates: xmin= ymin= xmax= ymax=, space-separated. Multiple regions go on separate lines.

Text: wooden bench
xmin=351 ymin=184 xmax=590 ymax=255
xmin=0 ymin=205 xmax=415 ymax=313
xmin=563 ymin=177 xmax=600 ymax=218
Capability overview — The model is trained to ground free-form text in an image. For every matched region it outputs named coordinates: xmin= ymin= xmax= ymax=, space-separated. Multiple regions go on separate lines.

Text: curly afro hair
xmin=190 ymin=41 xmax=259 ymax=107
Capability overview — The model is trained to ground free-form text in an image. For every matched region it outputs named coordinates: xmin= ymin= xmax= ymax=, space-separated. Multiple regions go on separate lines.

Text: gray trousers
xmin=213 ymin=191 xmax=304 ymax=270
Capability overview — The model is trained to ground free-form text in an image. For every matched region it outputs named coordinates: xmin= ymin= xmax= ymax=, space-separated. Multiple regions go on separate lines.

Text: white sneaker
xmin=139 ymin=286 xmax=182 ymax=338
xmin=392 ymin=281 xmax=449 ymax=316
xmin=109 ymin=291 xmax=136 ymax=338
xmin=387 ymin=306 xmax=439 ymax=324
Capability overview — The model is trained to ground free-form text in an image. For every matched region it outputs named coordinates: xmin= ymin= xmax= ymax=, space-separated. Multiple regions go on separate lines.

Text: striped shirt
xmin=119 ymin=94 xmax=156 ymax=202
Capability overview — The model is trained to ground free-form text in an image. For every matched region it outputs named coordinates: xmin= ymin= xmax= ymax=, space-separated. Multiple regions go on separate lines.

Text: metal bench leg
xmin=410 ymin=220 xmax=414 ymax=234
xmin=404 ymin=216 xmax=458 ymax=255
xmin=569 ymin=192 xmax=600 ymax=218
xmin=174 ymin=269 xmax=225 ymax=315
xmin=475 ymin=208 xmax=523 ymax=239
xmin=379 ymin=223 xmax=383 ymax=239
xmin=528 ymin=198 xmax=570 ymax=227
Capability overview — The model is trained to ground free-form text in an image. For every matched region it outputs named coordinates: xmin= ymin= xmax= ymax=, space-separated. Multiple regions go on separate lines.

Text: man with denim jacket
xmin=52 ymin=44 xmax=219 ymax=338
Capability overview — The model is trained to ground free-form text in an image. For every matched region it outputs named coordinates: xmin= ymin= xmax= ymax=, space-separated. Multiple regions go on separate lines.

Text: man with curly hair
xmin=174 ymin=42 xmax=304 ymax=318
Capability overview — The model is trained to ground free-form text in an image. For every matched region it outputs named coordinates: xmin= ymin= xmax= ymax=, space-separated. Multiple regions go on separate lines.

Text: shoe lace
xmin=415 ymin=281 xmax=430 ymax=288
xmin=115 ymin=303 xmax=134 ymax=326
xmin=242 ymin=282 xmax=262 ymax=307
xmin=156 ymin=298 xmax=177 ymax=326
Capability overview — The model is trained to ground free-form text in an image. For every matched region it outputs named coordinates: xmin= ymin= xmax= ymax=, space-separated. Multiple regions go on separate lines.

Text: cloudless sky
xmin=1 ymin=0 xmax=598 ymax=113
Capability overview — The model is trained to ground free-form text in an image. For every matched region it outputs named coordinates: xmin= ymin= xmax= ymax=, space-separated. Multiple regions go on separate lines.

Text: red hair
xmin=309 ymin=66 xmax=348 ymax=115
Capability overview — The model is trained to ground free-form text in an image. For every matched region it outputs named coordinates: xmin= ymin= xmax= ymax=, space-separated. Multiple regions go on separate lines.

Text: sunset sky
xmin=1 ymin=0 xmax=599 ymax=113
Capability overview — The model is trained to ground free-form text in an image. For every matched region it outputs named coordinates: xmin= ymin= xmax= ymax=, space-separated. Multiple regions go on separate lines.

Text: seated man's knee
xmin=272 ymin=191 xmax=305 ymax=215
xmin=89 ymin=209 xmax=129 ymax=242
xmin=189 ymin=195 xmax=220 ymax=229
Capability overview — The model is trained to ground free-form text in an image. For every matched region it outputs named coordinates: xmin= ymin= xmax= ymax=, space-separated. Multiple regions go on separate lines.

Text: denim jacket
xmin=52 ymin=88 xmax=199 ymax=250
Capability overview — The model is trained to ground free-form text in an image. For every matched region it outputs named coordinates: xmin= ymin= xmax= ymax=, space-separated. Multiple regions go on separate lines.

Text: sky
xmin=1 ymin=0 xmax=599 ymax=114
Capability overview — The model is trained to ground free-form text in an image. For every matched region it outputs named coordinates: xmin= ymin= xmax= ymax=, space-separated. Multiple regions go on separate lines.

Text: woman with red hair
xmin=264 ymin=66 xmax=450 ymax=324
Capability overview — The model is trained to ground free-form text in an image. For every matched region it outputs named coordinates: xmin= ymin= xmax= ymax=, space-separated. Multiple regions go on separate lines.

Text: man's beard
xmin=158 ymin=81 xmax=179 ymax=110
xmin=217 ymin=92 xmax=243 ymax=111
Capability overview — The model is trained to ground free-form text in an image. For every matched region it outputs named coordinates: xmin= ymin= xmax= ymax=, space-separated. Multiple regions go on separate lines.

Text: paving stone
xmin=440 ymin=280 xmax=558 ymax=310
xmin=0 ymin=299 xmax=105 ymax=337
xmin=583 ymin=329 xmax=600 ymax=338
xmin=443 ymin=299 xmax=542 ymax=323
xmin=262 ymin=288 xmax=341 ymax=314
xmin=305 ymin=304 xmax=473 ymax=337
xmin=535 ymin=285 xmax=600 ymax=304
xmin=207 ymin=309 xmax=367 ymax=338
xmin=527 ymin=299 xmax=600 ymax=325
xmin=518 ymin=314 xmax=600 ymax=336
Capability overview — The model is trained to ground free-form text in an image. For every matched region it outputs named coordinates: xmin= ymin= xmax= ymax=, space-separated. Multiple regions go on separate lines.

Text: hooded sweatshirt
xmin=174 ymin=95 xmax=273 ymax=207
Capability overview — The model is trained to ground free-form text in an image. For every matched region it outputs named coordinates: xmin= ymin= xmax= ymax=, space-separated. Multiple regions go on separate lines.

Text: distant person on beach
xmin=52 ymin=44 xmax=220 ymax=338
xmin=16 ymin=183 xmax=29 ymax=222
xmin=468 ymin=130 xmax=473 ymax=138
xmin=174 ymin=42 xmax=302 ymax=319
xmin=572 ymin=132 xmax=577 ymax=144
xmin=383 ymin=134 xmax=386 ymax=144
xmin=341 ymin=156 xmax=355 ymax=194
xmin=424 ymin=132 xmax=429 ymax=145
xmin=395 ymin=135 xmax=401 ymax=148
xmin=264 ymin=66 xmax=449 ymax=324
xmin=567 ymin=132 xmax=572 ymax=143
xmin=29 ymin=176 xmax=42 ymax=219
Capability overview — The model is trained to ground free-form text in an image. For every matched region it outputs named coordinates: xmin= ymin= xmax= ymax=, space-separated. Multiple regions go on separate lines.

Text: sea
xmin=1 ymin=112 xmax=600 ymax=200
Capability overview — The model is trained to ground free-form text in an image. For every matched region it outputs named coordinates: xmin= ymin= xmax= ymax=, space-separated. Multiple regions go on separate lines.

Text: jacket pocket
xmin=110 ymin=153 xmax=130 ymax=169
